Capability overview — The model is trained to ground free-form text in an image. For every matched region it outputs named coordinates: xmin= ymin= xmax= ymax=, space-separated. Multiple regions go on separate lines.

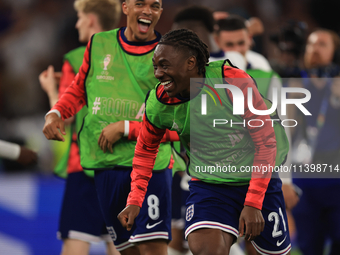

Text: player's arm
xmin=117 ymin=114 xmax=166 ymax=231
xmin=224 ymin=66 xmax=276 ymax=240
xmin=127 ymin=121 xmax=179 ymax=142
xmin=58 ymin=60 xmax=77 ymax=125
xmin=43 ymin=40 xmax=91 ymax=141
xmin=0 ymin=140 xmax=37 ymax=166
xmin=39 ymin=65 xmax=62 ymax=108
xmin=98 ymin=120 xmax=179 ymax=153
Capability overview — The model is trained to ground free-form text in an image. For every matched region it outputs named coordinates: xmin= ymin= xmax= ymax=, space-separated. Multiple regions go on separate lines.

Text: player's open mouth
xmin=138 ymin=18 xmax=151 ymax=33
xmin=161 ymin=80 xmax=174 ymax=90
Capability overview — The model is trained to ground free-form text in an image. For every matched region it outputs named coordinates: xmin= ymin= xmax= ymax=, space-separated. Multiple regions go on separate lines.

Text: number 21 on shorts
xmin=268 ymin=207 xmax=287 ymax=238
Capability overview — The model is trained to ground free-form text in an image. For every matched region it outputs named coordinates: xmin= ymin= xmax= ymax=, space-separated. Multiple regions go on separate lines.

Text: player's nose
xmin=142 ymin=5 xmax=152 ymax=15
xmin=154 ymin=68 xmax=163 ymax=79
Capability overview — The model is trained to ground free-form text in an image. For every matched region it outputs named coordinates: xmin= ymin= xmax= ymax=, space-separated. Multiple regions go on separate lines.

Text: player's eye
xmin=152 ymin=4 xmax=160 ymax=10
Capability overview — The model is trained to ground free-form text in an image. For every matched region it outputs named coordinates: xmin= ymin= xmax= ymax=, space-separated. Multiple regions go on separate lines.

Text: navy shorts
xmin=94 ymin=167 xmax=172 ymax=251
xmin=58 ymin=171 xmax=110 ymax=242
xmin=185 ymin=178 xmax=291 ymax=255
xmin=171 ymin=172 xmax=190 ymax=229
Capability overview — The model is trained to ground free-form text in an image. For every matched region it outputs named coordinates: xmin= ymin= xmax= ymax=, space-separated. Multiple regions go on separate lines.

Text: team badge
xmin=186 ymin=204 xmax=194 ymax=221
xmin=97 ymin=54 xmax=115 ymax=81
xmin=103 ymin=54 xmax=111 ymax=70
xmin=106 ymin=226 xmax=117 ymax=241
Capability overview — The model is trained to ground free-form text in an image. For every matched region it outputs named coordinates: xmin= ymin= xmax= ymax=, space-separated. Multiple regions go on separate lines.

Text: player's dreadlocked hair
xmin=158 ymin=29 xmax=210 ymax=75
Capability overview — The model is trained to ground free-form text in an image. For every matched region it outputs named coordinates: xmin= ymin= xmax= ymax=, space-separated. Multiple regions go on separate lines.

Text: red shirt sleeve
xmin=223 ymin=66 xmax=276 ymax=210
xmin=58 ymin=61 xmax=75 ymax=98
xmin=58 ymin=60 xmax=83 ymax=173
xmin=127 ymin=115 xmax=166 ymax=207
xmin=128 ymin=121 xmax=180 ymax=142
xmin=51 ymin=40 xmax=91 ymax=119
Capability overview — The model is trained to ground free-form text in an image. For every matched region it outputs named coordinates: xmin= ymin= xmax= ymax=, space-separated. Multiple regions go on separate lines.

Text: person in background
xmin=214 ymin=15 xmax=271 ymax=71
xmin=269 ymin=21 xmax=308 ymax=79
xmin=290 ymin=29 xmax=340 ymax=255
xmin=213 ymin=11 xmax=264 ymax=38
xmin=0 ymin=140 xmax=37 ymax=167
xmin=42 ymin=0 xmax=176 ymax=254
xmin=39 ymin=0 xmax=121 ymax=254
xmin=172 ymin=5 xmax=246 ymax=71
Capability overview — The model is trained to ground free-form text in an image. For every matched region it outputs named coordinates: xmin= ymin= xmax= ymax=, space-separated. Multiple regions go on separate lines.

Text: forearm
xmin=244 ymin=100 xmax=276 ymax=210
xmin=127 ymin=115 xmax=165 ymax=207
xmin=127 ymin=121 xmax=179 ymax=142
xmin=47 ymin=90 xmax=59 ymax=108
xmin=50 ymin=76 xmax=86 ymax=119
xmin=224 ymin=66 xmax=275 ymax=210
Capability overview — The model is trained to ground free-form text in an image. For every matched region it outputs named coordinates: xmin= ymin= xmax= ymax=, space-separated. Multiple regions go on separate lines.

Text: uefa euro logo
xmin=103 ymin=54 xmax=111 ymax=71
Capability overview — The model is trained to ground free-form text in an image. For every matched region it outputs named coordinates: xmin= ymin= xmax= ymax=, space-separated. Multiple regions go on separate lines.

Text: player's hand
xmin=247 ymin=17 xmax=264 ymax=37
xmin=39 ymin=65 xmax=59 ymax=96
xmin=16 ymin=146 xmax=38 ymax=166
xmin=43 ymin=113 xmax=66 ymax=141
xmin=282 ymin=183 xmax=299 ymax=210
xmin=98 ymin=121 xmax=124 ymax=153
xmin=239 ymin=205 xmax=264 ymax=241
xmin=117 ymin=205 xmax=140 ymax=231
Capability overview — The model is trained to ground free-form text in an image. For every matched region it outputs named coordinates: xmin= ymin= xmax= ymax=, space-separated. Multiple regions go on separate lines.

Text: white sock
xmin=229 ymin=243 xmax=245 ymax=255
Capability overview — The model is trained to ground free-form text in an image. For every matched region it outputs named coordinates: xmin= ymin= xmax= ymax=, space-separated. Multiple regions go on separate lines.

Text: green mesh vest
xmin=54 ymin=46 xmax=87 ymax=178
xmin=246 ymin=69 xmax=280 ymax=98
xmin=145 ymin=60 xmax=289 ymax=184
xmin=79 ymin=29 xmax=171 ymax=170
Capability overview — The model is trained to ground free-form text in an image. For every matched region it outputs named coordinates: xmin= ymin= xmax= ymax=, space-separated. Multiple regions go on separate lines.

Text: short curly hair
xmin=159 ymin=29 xmax=210 ymax=75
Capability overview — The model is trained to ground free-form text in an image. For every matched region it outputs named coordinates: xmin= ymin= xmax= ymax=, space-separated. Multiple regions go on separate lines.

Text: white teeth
xmin=161 ymin=80 xmax=172 ymax=86
xmin=139 ymin=18 xmax=151 ymax=24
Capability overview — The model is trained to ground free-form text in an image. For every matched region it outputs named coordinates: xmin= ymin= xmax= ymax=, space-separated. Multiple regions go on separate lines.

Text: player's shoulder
xmin=92 ymin=28 xmax=120 ymax=41
xmin=65 ymin=46 xmax=86 ymax=58
xmin=223 ymin=63 xmax=251 ymax=79
xmin=151 ymin=84 xmax=186 ymax=105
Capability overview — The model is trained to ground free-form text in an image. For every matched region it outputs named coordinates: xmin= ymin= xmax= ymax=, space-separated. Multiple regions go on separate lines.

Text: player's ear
xmin=187 ymin=56 xmax=197 ymax=71
xmin=214 ymin=33 xmax=220 ymax=48
xmin=88 ymin=13 xmax=97 ymax=27
xmin=122 ymin=1 xmax=129 ymax=15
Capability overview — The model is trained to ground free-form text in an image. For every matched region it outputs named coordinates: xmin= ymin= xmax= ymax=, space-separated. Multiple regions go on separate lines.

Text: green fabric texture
xmin=246 ymin=69 xmax=281 ymax=98
xmin=145 ymin=60 xmax=289 ymax=184
xmin=54 ymin=46 xmax=87 ymax=179
xmin=79 ymin=29 xmax=171 ymax=170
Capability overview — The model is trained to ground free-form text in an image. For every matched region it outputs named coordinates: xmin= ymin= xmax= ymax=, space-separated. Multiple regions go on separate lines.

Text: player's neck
xmin=87 ymin=25 xmax=104 ymax=41
xmin=124 ymin=27 xmax=156 ymax=43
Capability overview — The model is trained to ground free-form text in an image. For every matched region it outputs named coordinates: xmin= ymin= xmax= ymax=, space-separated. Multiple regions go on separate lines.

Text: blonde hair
xmin=74 ymin=0 xmax=121 ymax=31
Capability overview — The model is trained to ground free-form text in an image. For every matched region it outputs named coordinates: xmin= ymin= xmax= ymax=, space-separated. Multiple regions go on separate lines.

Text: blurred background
xmin=1 ymin=0 xmax=340 ymax=254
